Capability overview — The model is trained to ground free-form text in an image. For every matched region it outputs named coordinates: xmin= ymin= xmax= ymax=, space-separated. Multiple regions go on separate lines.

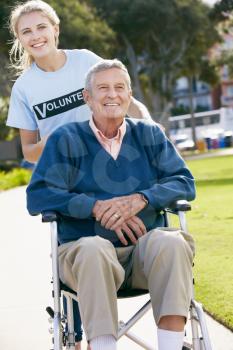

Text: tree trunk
xmin=158 ymin=99 xmax=173 ymax=135
xmin=121 ymin=35 xmax=145 ymax=102
xmin=188 ymin=76 xmax=197 ymax=148
xmin=147 ymin=75 xmax=161 ymax=118
xmin=156 ymin=72 xmax=174 ymax=134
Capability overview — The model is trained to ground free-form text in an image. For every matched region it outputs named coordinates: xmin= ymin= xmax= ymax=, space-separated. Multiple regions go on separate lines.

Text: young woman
xmin=7 ymin=1 xmax=151 ymax=349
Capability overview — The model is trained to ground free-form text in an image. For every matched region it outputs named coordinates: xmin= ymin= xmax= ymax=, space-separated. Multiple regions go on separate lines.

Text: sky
xmin=202 ymin=0 xmax=218 ymax=6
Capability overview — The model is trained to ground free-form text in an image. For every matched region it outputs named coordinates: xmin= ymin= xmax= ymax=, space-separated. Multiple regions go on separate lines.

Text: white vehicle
xmin=169 ymin=108 xmax=233 ymax=140
xmin=172 ymin=134 xmax=195 ymax=152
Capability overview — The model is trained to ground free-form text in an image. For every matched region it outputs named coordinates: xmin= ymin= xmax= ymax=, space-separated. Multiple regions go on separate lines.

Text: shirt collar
xmin=89 ymin=116 xmax=126 ymax=142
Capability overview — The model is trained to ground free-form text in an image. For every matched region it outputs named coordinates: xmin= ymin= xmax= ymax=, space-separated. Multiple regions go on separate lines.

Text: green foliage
xmin=187 ymin=155 xmax=233 ymax=329
xmin=0 ymin=96 xmax=18 ymax=141
xmin=0 ymin=97 xmax=10 ymax=140
xmin=210 ymin=0 xmax=233 ymax=22
xmin=90 ymin=0 xmax=220 ymax=115
xmin=0 ymin=0 xmax=15 ymax=56
xmin=0 ymin=168 xmax=31 ymax=190
xmin=198 ymin=59 xmax=220 ymax=87
xmin=0 ymin=2 xmax=15 ymax=98
xmin=47 ymin=0 xmax=116 ymax=57
xmin=208 ymin=0 xmax=233 ymax=83
xmin=0 ymin=54 xmax=14 ymax=98
xmin=216 ymin=48 xmax=233 ymax=79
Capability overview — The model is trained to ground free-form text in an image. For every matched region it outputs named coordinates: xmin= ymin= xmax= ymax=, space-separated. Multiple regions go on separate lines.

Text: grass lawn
xmin=186 ymin=155 xmax=233 ymax=330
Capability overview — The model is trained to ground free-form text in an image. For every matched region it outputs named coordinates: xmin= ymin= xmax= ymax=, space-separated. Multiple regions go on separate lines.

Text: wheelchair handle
xmin=166 ymin=200 xmax=191 ymax=213
xmin=42 ymin=211 xmax=58 ymax=223
xmin=171 ymin=199 xmax=191 ymax=212
xmin=46 ymin=306 xmax=55 ymax=319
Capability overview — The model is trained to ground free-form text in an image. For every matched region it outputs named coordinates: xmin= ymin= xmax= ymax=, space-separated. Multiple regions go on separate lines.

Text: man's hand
xmin=92 ymin=194 xmax=147 ymax=230
xmin=114 ymin=215 xmax=147 ymax=246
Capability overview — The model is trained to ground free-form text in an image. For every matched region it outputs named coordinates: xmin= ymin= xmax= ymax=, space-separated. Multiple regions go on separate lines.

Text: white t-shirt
xmin=7 ymin=49 xmax=101 ymax=137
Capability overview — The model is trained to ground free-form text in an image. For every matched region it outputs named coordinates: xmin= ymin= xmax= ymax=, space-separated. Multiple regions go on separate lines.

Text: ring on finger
xmin=113 ymin=212 xmax=120 ymax=219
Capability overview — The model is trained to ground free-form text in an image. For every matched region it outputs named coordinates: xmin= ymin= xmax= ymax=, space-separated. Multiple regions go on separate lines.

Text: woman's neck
xmin=34 ymin=49 xmax=66 ymax=72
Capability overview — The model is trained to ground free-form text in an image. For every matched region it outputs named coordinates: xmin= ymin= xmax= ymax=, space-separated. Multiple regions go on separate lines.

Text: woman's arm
xmin=128 ymin=97 xmax=152 ymax=120
xmin=20 ymin=129 xmax=48 ymax=163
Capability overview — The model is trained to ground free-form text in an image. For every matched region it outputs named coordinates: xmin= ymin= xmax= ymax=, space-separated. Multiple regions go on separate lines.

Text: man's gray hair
xmin=85 ymin=59 xmax=132 ymax=92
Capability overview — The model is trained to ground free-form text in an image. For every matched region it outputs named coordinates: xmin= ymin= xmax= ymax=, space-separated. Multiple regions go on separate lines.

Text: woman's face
xmin=17 ymin=11 xmax=59 ymax=60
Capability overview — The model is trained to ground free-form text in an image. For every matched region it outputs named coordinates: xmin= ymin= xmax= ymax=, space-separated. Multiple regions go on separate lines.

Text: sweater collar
xmin=89 ymin=116 xmax=126 ymax=143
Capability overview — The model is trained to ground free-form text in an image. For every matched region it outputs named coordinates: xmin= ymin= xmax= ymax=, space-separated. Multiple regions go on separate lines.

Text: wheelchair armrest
xmin=166 ymin=200 xmax=191 ymax=214
xmin=40 ymin=200 xmax=191 ymax=222
xmin=42 ymin=211 xmax=58 ymax=223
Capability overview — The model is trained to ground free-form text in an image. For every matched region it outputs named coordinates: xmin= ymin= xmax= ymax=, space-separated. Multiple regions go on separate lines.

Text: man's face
xmin=84 ymin=68 xmax=132 ymax=121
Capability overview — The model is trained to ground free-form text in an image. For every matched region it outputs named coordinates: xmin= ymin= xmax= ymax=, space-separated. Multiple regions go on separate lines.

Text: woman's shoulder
xmin=66 ymin=48 xmax=102 ymax=65
xmin=11 ymin=65 xmax=36 ymax=92
xmin=67 ymin=48 xmax=98 ymax=56
xmin=126 ymin=118 xmax=166 ymax=144
xmin=126 ymin=117 xmax=160 ymax=130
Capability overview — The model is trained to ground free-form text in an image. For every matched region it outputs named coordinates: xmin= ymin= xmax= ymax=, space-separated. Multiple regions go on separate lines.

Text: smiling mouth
xmin=104 ymin=103 xmax=119 ymax=106
xmin=32 ymin=42 xmax=46 ymax=48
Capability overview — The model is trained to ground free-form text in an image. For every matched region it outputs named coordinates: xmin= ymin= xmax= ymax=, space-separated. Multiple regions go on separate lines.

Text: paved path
xmin=0 ymin=186 xmax=233 ymax=350
xmin=184 ymin=147 xmax=233 ymax=160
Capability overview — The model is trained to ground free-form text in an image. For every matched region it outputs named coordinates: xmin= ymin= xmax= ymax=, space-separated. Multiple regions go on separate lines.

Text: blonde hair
xmin=9 ymin=0 xmax=60 ymax=75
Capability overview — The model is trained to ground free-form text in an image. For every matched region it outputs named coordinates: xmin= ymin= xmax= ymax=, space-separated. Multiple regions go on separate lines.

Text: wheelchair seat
xmin=61 ymin=280 xmax=148 ymax=299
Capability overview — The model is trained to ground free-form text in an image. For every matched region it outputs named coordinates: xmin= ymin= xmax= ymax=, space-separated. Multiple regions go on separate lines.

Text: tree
xmin=209 ymin=0 xmax=233 ymax=79
xmin=90 ymin=0 xmax=220 ymax=131
xmin=0 ymin=0 xmax=14 ymax=56
xmin=47 ymin=0 xmax=116 ymax=57
xmin=210 ymin=0 xmax=233 ymax=22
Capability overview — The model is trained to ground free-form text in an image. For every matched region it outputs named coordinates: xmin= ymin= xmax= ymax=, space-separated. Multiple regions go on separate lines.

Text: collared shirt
xmin=89 ymin=117 xmax=126 ymax=160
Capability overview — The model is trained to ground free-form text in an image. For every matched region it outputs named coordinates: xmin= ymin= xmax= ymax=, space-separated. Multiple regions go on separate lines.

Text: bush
xmin=0 ymin=168 xmax=31 ymax=190
xmin=0 ymin=97 xmax=19 ymax=141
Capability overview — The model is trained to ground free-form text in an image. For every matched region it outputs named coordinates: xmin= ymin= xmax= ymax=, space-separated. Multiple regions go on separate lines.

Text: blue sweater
xmin=27 ymin=118 xmax=195 ymax=246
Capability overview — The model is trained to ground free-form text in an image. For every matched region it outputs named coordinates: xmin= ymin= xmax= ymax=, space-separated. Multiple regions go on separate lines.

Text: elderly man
xmin=27 ymin=59 xmax=195 ymax=350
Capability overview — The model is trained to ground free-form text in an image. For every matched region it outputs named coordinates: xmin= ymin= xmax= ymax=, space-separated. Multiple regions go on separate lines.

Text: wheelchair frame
xmin=42 ymin=200 xmax=213 ymax=350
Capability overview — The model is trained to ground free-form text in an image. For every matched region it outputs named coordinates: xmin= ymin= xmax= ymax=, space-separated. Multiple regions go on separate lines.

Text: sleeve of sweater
xmin=26 ymin=125 xmax=97 ymax=219
xmin=138 ymin=124 xmax=196 ymax=210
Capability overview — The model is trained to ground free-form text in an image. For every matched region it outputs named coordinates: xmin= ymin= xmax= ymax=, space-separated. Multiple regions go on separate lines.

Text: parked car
xmin=171 ymin=134 xmax=195 ymax=152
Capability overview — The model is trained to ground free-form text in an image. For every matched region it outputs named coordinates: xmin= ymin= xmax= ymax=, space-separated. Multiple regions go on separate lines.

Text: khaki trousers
xmin=58 ymin=228 xmax=195 ymax=341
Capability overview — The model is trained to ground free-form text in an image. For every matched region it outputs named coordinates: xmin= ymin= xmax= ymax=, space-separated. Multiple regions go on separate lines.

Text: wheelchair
xmin=42 ymin=200 xmax=213 ymax=350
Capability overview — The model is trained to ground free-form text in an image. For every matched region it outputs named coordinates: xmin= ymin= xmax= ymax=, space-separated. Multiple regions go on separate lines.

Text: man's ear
xmin=129 ymin=91 xmax=133 ymax=104
xmin=129 ymin=89 xmax=133 ymax=100
xmin=83 ymin=89 xmax=90 ymax=105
